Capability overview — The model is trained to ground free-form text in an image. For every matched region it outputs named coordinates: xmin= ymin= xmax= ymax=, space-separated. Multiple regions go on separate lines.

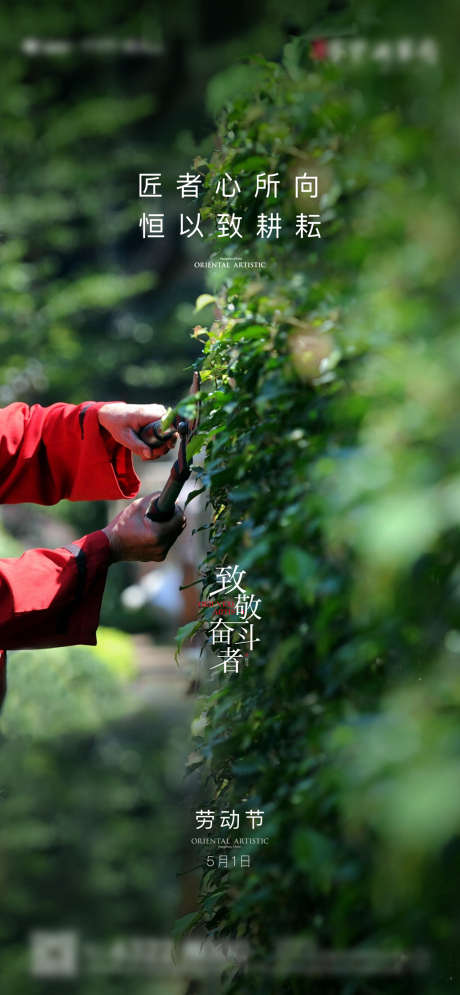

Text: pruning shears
xmin=139 ymin=370 xmax=201 ymax=523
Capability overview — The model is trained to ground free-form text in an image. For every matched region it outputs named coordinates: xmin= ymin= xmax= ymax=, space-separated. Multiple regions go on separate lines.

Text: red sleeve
xmin=0 ymin=529 xmax=111 ymax=651
xmin=0 ymin=400 xmax=140 ymax=504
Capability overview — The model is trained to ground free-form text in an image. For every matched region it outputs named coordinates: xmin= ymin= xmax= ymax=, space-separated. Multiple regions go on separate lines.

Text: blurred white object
xmin=122 ymin=562 xmax=183 ymax=618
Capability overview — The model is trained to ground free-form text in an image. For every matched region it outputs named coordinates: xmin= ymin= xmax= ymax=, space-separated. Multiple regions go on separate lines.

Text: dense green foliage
xmin=1 ymin=3 xmax=459 ymax=992
xmin=185 ymin=31 xmax=460 ymax=994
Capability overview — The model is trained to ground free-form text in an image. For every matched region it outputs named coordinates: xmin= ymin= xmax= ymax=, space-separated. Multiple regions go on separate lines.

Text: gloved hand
xmin=97 ymin=402 xmax=177 ymax=460
xmin=103 ymin=493 xmax=186 ymax=562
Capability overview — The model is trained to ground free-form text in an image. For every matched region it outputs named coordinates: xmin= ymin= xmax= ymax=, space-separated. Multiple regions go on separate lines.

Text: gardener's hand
xmin=103 ymin=494 xmax=186 ymax=562
xmin=98 ymin=402 xmax=177 ymax=460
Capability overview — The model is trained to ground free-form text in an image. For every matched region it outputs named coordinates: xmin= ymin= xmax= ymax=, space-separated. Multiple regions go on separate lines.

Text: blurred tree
xmin=0 ymin=635 xmax=200 ymax=994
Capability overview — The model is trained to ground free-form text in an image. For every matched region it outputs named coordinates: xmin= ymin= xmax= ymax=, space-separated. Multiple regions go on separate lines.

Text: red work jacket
xmin=0 ymin=400 xmax=140 ymax=710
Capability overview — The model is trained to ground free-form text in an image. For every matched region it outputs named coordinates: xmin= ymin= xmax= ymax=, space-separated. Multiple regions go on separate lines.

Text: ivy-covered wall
xmin=182 ymin=32 xmax=460 ymax=995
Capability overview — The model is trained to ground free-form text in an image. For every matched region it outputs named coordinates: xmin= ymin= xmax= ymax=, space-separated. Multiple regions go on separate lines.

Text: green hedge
xmin=182 ymin=34 xmax=460 ymax=995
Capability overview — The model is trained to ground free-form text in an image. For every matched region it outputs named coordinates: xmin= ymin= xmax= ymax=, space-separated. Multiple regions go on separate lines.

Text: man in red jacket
xmin=0 ymin=397 xmax=186 ymax=709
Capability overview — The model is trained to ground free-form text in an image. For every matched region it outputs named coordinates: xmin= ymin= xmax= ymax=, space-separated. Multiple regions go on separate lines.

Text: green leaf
xmin=281 ymin=546 xmax=319 ymax=604
xmin=292 ymin=829 xmax=335 ymax=891
xmin=195 ymin=293 xmax=216 ymax=312
xmin=186 ymin=433 xmax=206 ymax=461
xmin=233 ymin=155 xmax=269 ymax=174
xmin=184 ymin=485 xmax=206 ymax=508
xmin=172 ymin=912 xmax=200 ymax=939
xmin=281 ymin=547 xmax=317 ymax=587
xmin=233 ymin=324 xmax=269 ymax=341
xmin=175 ymin=620 xmax=202 ymax=660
